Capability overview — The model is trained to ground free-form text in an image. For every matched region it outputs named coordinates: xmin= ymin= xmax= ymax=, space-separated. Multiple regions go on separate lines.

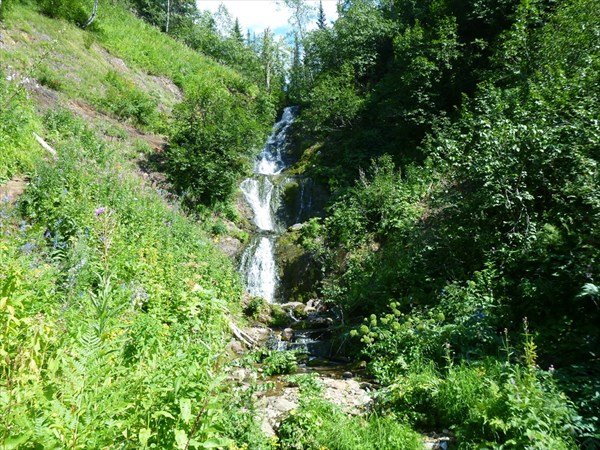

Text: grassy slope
xmin=0 ymin=3 xmax=270 ymax=448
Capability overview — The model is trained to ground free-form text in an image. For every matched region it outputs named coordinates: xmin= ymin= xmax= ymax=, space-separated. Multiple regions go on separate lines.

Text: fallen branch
xmin=33 ymin=132 xmax=57 ymax=157
xmin=229 ymin=322 xmax=258 ymax=349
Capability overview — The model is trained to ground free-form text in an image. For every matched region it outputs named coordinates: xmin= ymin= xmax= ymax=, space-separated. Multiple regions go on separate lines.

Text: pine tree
xmin=317 ymin=0 xmax=326 ymax=29
xmin=232 ymin=17 xmax=244 ymax=43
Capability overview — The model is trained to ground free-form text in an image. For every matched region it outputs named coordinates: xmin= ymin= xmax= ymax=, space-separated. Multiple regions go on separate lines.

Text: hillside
xmin=0 ymin=1 xmax=276 ymax=448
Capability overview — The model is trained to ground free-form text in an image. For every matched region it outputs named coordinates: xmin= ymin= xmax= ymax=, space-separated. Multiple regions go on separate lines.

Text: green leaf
xmin=152 ymin=410 xmax=176 ymax=420
xmin=139 ymin=428 xmax=152 ymax=447
xmin=174 ymin=429 xmax=188 ymax=450
xmin=180 ymin=398 xmax=193 ymax=423
xmin=2 ymin=434 xmax=30 ymax=449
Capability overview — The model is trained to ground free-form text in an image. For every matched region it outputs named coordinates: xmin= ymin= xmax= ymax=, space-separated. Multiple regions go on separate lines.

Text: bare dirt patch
xmin=0 ymin=177 xmax=29 ymax=204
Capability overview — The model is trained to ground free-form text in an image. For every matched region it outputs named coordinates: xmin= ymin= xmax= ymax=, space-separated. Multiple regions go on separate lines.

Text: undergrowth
xmin=0 ymin=108 xmax=269 ymax=448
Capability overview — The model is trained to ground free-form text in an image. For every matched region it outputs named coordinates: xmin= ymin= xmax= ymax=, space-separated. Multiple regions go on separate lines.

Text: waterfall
xmin=240 ymin=107 xmax=297 ymax=303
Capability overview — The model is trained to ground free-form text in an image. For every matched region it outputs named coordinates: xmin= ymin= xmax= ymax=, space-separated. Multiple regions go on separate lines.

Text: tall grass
xmin=1 ymin=109 xmax=268 ymax=448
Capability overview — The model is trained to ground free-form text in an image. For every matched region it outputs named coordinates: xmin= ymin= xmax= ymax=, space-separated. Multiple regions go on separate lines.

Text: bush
xmin=39 ymin=0 xmax=89 ymax=26
xmin=262 ymin=350 xmax=298 ymax=376
xmin=94 ymin=70 xmax=159 ymax=127
xmin=2 ymin=108 xmax=247 ymax=448
xmin=375 ymin=333 xmax=579 ymax=449
xmin=166 ymin=84 xmax=265 ymax=207
xmin=278 ymin=400 xmax=422 ymax=450
xmin=0 ymin=71 xmax=43 ymax=181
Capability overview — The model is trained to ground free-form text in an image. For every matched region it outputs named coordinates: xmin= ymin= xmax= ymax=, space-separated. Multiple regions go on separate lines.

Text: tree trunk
xmin=266 ymin=61 xmax=271 ymax=91
xmin=83 ymin=0 xmax=99 ymax=28
xmin=165 ymin=0 xmax=171 ymax=33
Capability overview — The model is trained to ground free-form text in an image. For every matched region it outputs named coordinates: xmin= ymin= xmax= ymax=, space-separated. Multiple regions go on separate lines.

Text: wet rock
xmin=307 ymin=357 xmax=330 ymax=367
xmin=306 ymin=298 xmax=325 ymax=312
xmin=342 ymin=371 xmax=354 ymax=379
xmin=303 ymin=305 xmax=317 ymax=314
xmin=269 ymin=304 xmax=290 ymax=327
xmin=246 ymin=327 xmax=271 ymax=345
xmin=293 ymin=316 xmax=333 ymax=330
xmin=214 ymin=236 xmax=242 ymax=258
xmin=228 ymin=339 xmax=245 ymax=355
xmin=280 ymin=302 xmax=303 ymax=311
xmin=281 ymin=328 xmax=294 ymax=341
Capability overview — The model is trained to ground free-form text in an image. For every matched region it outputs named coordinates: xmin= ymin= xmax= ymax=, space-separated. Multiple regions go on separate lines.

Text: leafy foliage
xmin=293 ymin=0 xmax=599 ymax=446
xmin=1 ymin=109 xmax=264 ymax=448
xmin=278 ymin=400 xmax=422 ymax=450
xmin=165 ymin=83 xmax=269 ymax=207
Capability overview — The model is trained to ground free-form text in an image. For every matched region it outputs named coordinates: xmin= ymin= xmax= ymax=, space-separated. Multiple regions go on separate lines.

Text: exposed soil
xmin=0 ymin=177 xmax=29 ymax=204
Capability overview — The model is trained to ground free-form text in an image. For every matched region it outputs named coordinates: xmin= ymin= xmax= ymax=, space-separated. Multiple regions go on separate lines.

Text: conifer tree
xmin=233 ymin=17 xmax=244 ymax=43
xmin=317 ymin=0 xmax=326 ymax=28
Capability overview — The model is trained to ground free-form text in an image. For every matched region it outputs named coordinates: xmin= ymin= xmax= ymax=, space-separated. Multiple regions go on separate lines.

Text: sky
xmin=196 ymin=0 xmax=339 ymax=36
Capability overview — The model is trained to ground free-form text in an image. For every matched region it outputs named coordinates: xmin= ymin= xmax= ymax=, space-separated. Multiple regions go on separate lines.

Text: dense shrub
xmin=1 ymin=109 xmax=256 ymax=448
xmin=39 ymin=0 xmax=90 ymax=25
xmin=166 ymin=84 xmax=267 ymax=207
xmin=0 ymin=71 xmax=43 ymax=181
xmin=278 ymin=400 xmax=422 ymax=450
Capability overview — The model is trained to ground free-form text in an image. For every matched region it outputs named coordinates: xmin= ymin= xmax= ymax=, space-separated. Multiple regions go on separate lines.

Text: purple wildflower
xmin=95 ymin=207 xmax=107 ymax=216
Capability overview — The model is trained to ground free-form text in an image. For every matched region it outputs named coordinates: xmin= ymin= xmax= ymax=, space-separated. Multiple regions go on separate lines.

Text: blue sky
xmin=196 ymin=0 xmax=339 ymax=36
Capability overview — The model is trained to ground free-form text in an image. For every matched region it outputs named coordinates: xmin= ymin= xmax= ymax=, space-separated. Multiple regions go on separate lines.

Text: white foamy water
xmin=240 ymin=107 xmax=297 ymax=302
xmin=240 ymin=177 xmax=274 ymax=231
xmin=240 ymin=237 xmax=277 ymax=303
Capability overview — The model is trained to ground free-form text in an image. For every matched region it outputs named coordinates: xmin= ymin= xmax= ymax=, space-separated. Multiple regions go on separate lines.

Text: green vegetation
xmin=0 ymin=1 xmax=275 ymax=448
xmin=2 ymin=0 xmax=599 ymax=447
xmin=287 ymin=0 xmax=599 ymax=447
xmin=0 ymin=103 xmax=264 ymax=447
xmin=262 ymin=350 xmax=298 ymax=376
xmin=0 ymin=74 xmax=43 ymax=181
xmin=279 ymin=400 xmax=423 ymax=450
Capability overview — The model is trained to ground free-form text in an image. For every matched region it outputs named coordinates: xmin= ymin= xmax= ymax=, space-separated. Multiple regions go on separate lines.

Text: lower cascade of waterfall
xmin=239 ymin=236 xmax=277 ymax=304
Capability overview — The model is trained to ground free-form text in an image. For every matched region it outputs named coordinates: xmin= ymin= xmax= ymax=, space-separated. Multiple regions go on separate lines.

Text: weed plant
xmin=0 ymin=71 xmax=43 ymax=181
xmin=278 ymin=400 xmax=422 ymax=450
xmin=0 ymin=109 xmax=270 ymax=448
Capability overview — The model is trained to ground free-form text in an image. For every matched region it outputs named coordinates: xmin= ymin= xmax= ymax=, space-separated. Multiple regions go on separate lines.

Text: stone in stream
xmin=341 ymin=371 xmax=353 ymax=379
xmin=281 ymin=328 xmax=294 ymax=341
xmin=254 ymin=376 xmax=372 ymax=437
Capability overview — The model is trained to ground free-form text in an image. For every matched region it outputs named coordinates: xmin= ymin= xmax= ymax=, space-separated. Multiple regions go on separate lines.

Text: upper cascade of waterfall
xmin=256 ymin=106 xmax=298 ymax=175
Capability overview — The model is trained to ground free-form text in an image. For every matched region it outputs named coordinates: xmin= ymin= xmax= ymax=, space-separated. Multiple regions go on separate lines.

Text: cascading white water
xmin=240 ymin=107 xmax=297 ymax=303
xmin=239 ymin=237 xmax=277 ymax=303
xmin=240 ymin=177 xmax=275 ymax=231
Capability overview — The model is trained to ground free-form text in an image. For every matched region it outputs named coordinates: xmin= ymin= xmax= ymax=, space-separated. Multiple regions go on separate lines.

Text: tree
xmin=130 ymin=0 xmax=197 ymax=33
xmin=317 ymin=0 xmax=327 ymax=28
xmin=281 ymin=0 xmax=315 ymax=42
xmin=165 ymin=0 xmax=171 ymax=33
xmin=83 ymin=0 xmax=99 ymax=28
xmin=232 ymin=17 xmax=244 ymax=43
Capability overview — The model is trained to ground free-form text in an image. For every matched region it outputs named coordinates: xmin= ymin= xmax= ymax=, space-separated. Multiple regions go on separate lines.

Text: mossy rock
xmin=269 ymin=304 xmax=290 ymax=328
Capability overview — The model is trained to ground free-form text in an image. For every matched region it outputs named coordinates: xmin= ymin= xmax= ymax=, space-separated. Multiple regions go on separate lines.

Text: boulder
xmin=281 ymin=328 xmax=295 ymax=341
